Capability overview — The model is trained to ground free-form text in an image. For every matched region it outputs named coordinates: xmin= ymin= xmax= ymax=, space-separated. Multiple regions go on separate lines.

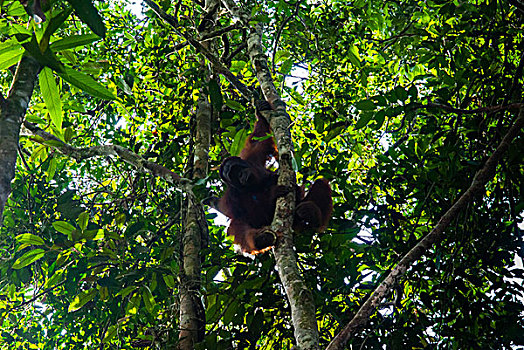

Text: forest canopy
xmin=0 ymin=0 xmax=523 ymax=349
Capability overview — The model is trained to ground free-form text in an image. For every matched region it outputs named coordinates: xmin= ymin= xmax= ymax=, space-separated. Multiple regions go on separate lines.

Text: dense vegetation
xmin=0 ymin=0 xmax=523 ymax=349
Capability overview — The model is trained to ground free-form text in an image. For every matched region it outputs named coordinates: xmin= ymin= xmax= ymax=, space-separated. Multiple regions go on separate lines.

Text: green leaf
xmin=354 ymin=112 xmax=374 ymax=129
xmin=347 ymin=44 xmax=361 ymax=67
xmin=77 ymin=212 xmax=89 ymax=231
xmin=225 ymin=99 xmax=245 ymax=111
xmin=50 ymin=33 xmax=100 ymax=51
xmin=116 ymin=286 xmax=135 ymax=297
xmin=355 ymin=99 xmax=375 ymax=111
xmin=0 ymin=40 xmax=23 ymax=70
xmin=7 ymin=1 xmax=25 ymax=16
xmin=163 ymin=274 xmax=175 ymax=289
xmin=102 ymin=324 xmax=118 ymax=343
xmin=274 ymin=50 xmax=291 ymax=64
xmin=47 ymin=157 xmax=57 ymax=180
xmin=13 ymin=249 xmax=45 ymax=269
xmin=280 ymin=58 xmax=293 ymax=75
xmin=44 ymin=7 xmax=74 ymax=36
xmin=57 ymin=67 xmax=115 ymax=100
xmin=65 ymin=0 xmax=106 ymax=38
xmin=15 ymin=234 xmax=45 ymax=246
xmin=68 ymin=289 xmax=97 ymax=312
xmin=208 ymin=79 xmax=223 ymax=111
xmin=39 ymin=67 xmax=63 ymax=129
xmin=142 ymin=287 xmax=156 ymax=313
xmin=229 ymin=128 xmax=248 ymax=156
xmin=52 ymin=221 xmax=76 ymax=235
xmin=44 ymin=270 xmax=64 ymax=289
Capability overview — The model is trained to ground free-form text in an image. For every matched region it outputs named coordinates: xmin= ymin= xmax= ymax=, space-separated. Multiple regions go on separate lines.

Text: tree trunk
xmin=0 ymin=57 xmax=40 ymax=222
xmin=178 ymin=1 xmax=216 ymax=347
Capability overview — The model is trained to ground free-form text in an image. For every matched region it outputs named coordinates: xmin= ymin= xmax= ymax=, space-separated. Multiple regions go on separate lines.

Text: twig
xmin=271 ymin=0 xmax=303 ymax=73
xmin=417 ymin=102 xmax=523 ymax=115
xmin=200 ymin=23 xmax=242 ymax=41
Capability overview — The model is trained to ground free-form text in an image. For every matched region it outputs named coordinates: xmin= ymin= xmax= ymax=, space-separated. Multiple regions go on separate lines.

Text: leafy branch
xmin=23 ymin=121 xmax=189 ymax=187
xmin=327 ymin=107 xmax=524 ymax=350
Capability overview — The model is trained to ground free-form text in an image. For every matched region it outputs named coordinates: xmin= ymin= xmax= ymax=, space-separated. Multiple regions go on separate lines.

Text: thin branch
xmin=327 ymin=108 xmax=524 ymax=350
xmin=224 ymin=42 xmax=247 ymax=64
xmin=416 ymin=102 xmax=523 ymax=115
xmin=200 ymin=23 xmax=242 ymax=41
xmin=23 ymin=121 xmax=189 ymax=187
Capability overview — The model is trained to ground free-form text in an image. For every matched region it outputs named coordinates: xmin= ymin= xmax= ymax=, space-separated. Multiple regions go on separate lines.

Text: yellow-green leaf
xmin=58 ymin=67 xmax=115 ymax=100
xmin=13 ymin=249 xmax=45 ymax=269
xmin=142 ymin=287 xmax=156 ymax=313
xmin=68 ymin=289 xmax=97 ymax=312
xmin=39 ymin=67 xmax=63 ymax=129
xmin=52 ymin=221 xmax=76 ymax=235
xmin=50 ymin=34 xmax=100 ymax=51
xmin=77 ymin=212 xmax=89 ymax=231
xmin=15 ymin=233 xmax=45 ymax=246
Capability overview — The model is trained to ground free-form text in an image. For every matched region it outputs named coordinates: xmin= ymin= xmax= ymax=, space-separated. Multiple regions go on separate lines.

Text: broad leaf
xmin=52 ymin=221 xmax=76 ymax=235
xmin=50 ymin=33 xmax=100 ymax=51
xmin=65 ymin=0 xmax=106 ymax=38
xmin=13 ymin=249 xmax=45 ymax=269
xmin=68 ymin=289 xmax=97 ymax=312
xmin=39 ymin=67 xmax=63 ymax=129
xmin=15 ymin=233 xmax=45 ymax=246
xmin=58 ymin=67 xmax=115 ymax=100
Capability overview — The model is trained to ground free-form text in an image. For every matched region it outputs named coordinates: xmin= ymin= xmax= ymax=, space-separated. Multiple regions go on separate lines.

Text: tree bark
xmin=327 ymin=108 xmax=524 ymax=350
xmin=245 ymin=17 xmax=320 ymax=350
xmin=178 ymin=91 xmax=211 ymax=349
xmin=178 ymin=1 xmax=215 ymax=348
xmin=0 ymin=57 xmax=40 ymax=223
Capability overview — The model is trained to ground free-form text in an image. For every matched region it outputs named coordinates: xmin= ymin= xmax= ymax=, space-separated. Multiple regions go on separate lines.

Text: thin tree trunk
xmin=178 ymin=91 xmax=211 ymax=349
xmin=178 ymin=1 xmax=216 ymax=347
xmin=0 ymin=57 xmax=40 ymax=222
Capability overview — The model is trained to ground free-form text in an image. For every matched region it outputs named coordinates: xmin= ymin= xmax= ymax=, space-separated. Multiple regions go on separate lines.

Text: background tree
xmin=0 ymin=0 xmax=523 ymax=349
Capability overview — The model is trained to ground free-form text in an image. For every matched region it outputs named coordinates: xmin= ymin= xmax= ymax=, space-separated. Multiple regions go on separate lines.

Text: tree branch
xmin=23 ymin=121 xmax=189 ymax=187
xmin=326 ymin=108 xmax=524 ymax=350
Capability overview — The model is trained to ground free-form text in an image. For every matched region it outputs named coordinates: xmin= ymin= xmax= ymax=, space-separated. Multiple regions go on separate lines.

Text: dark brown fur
xmin=218 ymin=102 xmax=333 ymax=253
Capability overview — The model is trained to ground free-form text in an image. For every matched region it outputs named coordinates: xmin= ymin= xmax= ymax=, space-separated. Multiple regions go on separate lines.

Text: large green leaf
xmin=12 ymin=249 xmax=45 ymax=269
xmin=68 ymin=289 xmax=97 ymax=312
xmin=50 ymin=33 xmax=101 ymax=51
xmin=15 ymin=233 xmax=45 ymax=246
xmin=52 ymin=221 xmax=76 ymax=235
xmin=208 ymin=79 xmax=223 ymax=111
xmin=43 ymin=7 xmax=74 ymax=40
xmin=229 ymin=128 xmax=248 ymax=156
xmin=58 ymin=67 xmax=115 ymax=100
xmin=39 ymin=67 xmax=63 ymax=129
xmin=0 ymin=40 xmax=23 ymax=70
xmin=65 ymin=0 xmax=106 ymax=38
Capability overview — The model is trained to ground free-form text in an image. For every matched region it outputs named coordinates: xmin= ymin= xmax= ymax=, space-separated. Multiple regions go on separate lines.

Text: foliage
xmin=0 ymin=0 xmax=523 ymax=349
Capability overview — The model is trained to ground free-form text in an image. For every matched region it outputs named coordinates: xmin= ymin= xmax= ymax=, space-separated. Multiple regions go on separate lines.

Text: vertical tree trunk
xmin=178 ymin=1 xmax=216 ymax=347
xmin=0 ymin=57 xmax=40 ymax=222
xmin=178 ymin=91 xmax=211 ymax=349
xmin=246 ymin=24 xmax=320 ymax=350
